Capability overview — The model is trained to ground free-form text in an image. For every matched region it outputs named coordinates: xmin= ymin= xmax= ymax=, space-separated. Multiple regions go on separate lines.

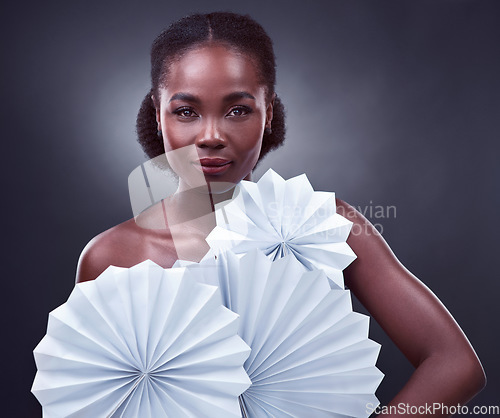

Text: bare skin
xmin=76 ymin=44 xmax=485 ymax=415
xmin=338 ymin=199 xmax=486 ymax=416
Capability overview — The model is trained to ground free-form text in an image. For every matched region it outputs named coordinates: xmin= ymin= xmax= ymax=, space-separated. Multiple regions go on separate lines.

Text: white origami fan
xmin=32 ymin=260 xmax=251 ymax=418
xmin=187 ymin=250 xmax=384 ymax=417
xmin=206 ymin=169 xmax=357 ymax=289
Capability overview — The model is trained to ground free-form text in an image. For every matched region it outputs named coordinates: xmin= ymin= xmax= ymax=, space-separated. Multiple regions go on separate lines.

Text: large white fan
xmin=187 ymin=250 xmax=384 ymax=417
xmin=206 ymin=169 xmax=357 ymax=289
xmin=32 ymin=260 xmax=251 ymax=417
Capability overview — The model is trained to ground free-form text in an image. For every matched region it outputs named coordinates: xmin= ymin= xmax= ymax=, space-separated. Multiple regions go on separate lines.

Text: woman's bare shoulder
xmin=335 ymin=196 xmax=404 ymax=287
xmin=75 ymin=218 xmax=152 ymax=283
xmin=336 ymin=197 xmax=380 ymax=244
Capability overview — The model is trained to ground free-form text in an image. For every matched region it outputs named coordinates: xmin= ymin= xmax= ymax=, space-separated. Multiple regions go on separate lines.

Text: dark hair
xmin=136 ymin=12 xmax=285 ymax=163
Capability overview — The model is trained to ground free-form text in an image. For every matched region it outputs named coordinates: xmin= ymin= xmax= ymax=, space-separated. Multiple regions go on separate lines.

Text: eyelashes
xmin=227 ymin=106 xmax=252 ymax=117
xmin=172 ymin=107 xmax=198 ymax=118
xmin=172 ymin=105 xmax=253 ymax=119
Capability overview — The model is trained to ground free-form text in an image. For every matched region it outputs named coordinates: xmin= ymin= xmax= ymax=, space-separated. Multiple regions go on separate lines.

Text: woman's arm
xmin=337 ymin=198 xmax=486 ymax=417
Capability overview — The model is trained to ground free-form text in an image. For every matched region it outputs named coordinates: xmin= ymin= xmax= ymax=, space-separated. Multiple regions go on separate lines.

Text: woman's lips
xmin=195 ymin=158 xmax=232 ymax=175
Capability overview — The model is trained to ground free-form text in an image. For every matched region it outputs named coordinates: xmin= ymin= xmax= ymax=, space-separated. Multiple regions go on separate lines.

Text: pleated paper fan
xmin=206 ymin=169 xmax=357 ymax=289
xmin=188 ymin=250 xmax=384 ymax=417
xmin=32 ymin=260 xmax=251 ymax=418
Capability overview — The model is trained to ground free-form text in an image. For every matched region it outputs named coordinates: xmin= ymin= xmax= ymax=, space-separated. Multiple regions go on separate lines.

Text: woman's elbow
xmin=445 ymin=346 xmax=486 ymax=401
xmin=463 ymin=352 xmax=487 ymax=396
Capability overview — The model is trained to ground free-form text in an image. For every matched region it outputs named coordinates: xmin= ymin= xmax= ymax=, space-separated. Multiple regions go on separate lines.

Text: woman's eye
xmin=174 ymin=108 xmax=198 ymax=118
xmin=227 ymin=106 xmax=251 ymax=117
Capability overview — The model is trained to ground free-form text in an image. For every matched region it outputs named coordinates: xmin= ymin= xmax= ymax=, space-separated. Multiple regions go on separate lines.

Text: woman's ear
xmin=265 ymin=93 xmax=275 ymax=129
xmin=152 ymin=95 xmax=162 ymax=131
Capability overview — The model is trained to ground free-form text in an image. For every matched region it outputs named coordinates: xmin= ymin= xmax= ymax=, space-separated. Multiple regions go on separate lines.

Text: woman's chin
xmin=207 ymin=181 xmax=238 ymax=196
xmin=177 ymin=181 xmax=237 ymax=200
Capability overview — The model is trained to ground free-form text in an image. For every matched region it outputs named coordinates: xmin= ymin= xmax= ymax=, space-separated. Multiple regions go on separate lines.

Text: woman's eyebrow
xmin=223 ymin=92 xmax=256 ymax=102
xmin=168 ymin=92 xmax=200 ymax=103
xmin=168 ymin=91 xmax=256 ymax=104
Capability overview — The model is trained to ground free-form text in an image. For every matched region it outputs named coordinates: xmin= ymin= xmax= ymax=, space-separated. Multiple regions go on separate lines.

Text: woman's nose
xmin=195 ymin=119 xmax=226 ymax=149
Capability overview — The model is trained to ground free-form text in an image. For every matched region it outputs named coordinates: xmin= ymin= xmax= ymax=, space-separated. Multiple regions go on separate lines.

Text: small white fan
xmin=207 ymin=169 xmax=357 ymax=289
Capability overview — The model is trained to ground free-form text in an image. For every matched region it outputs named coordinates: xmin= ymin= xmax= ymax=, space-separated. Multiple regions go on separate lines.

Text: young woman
xmin=76 ymin=12 xmax=485 ymax=416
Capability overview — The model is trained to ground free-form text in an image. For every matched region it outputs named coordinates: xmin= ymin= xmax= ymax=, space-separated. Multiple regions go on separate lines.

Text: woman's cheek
xmin=164 ymin=125 xmax=195 ymax=151
xmin=165 ymin=144 xmax=208 ymax=188
xmin=237 ymin=123 xmax=264 ymax=153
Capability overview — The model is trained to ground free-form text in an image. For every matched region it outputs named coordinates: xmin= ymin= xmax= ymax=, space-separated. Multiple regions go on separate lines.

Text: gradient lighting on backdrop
xmin=3 ymin=1 xmax=499 ymax=416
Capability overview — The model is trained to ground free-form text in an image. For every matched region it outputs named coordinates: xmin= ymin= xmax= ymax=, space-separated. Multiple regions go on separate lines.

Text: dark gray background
xmin=3 ymin=0 xmax=499 ymax=415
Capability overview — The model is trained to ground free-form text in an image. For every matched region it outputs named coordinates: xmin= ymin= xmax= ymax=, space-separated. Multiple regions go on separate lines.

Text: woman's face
xmin=155 ymin=44 xmax=273 ymax=193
